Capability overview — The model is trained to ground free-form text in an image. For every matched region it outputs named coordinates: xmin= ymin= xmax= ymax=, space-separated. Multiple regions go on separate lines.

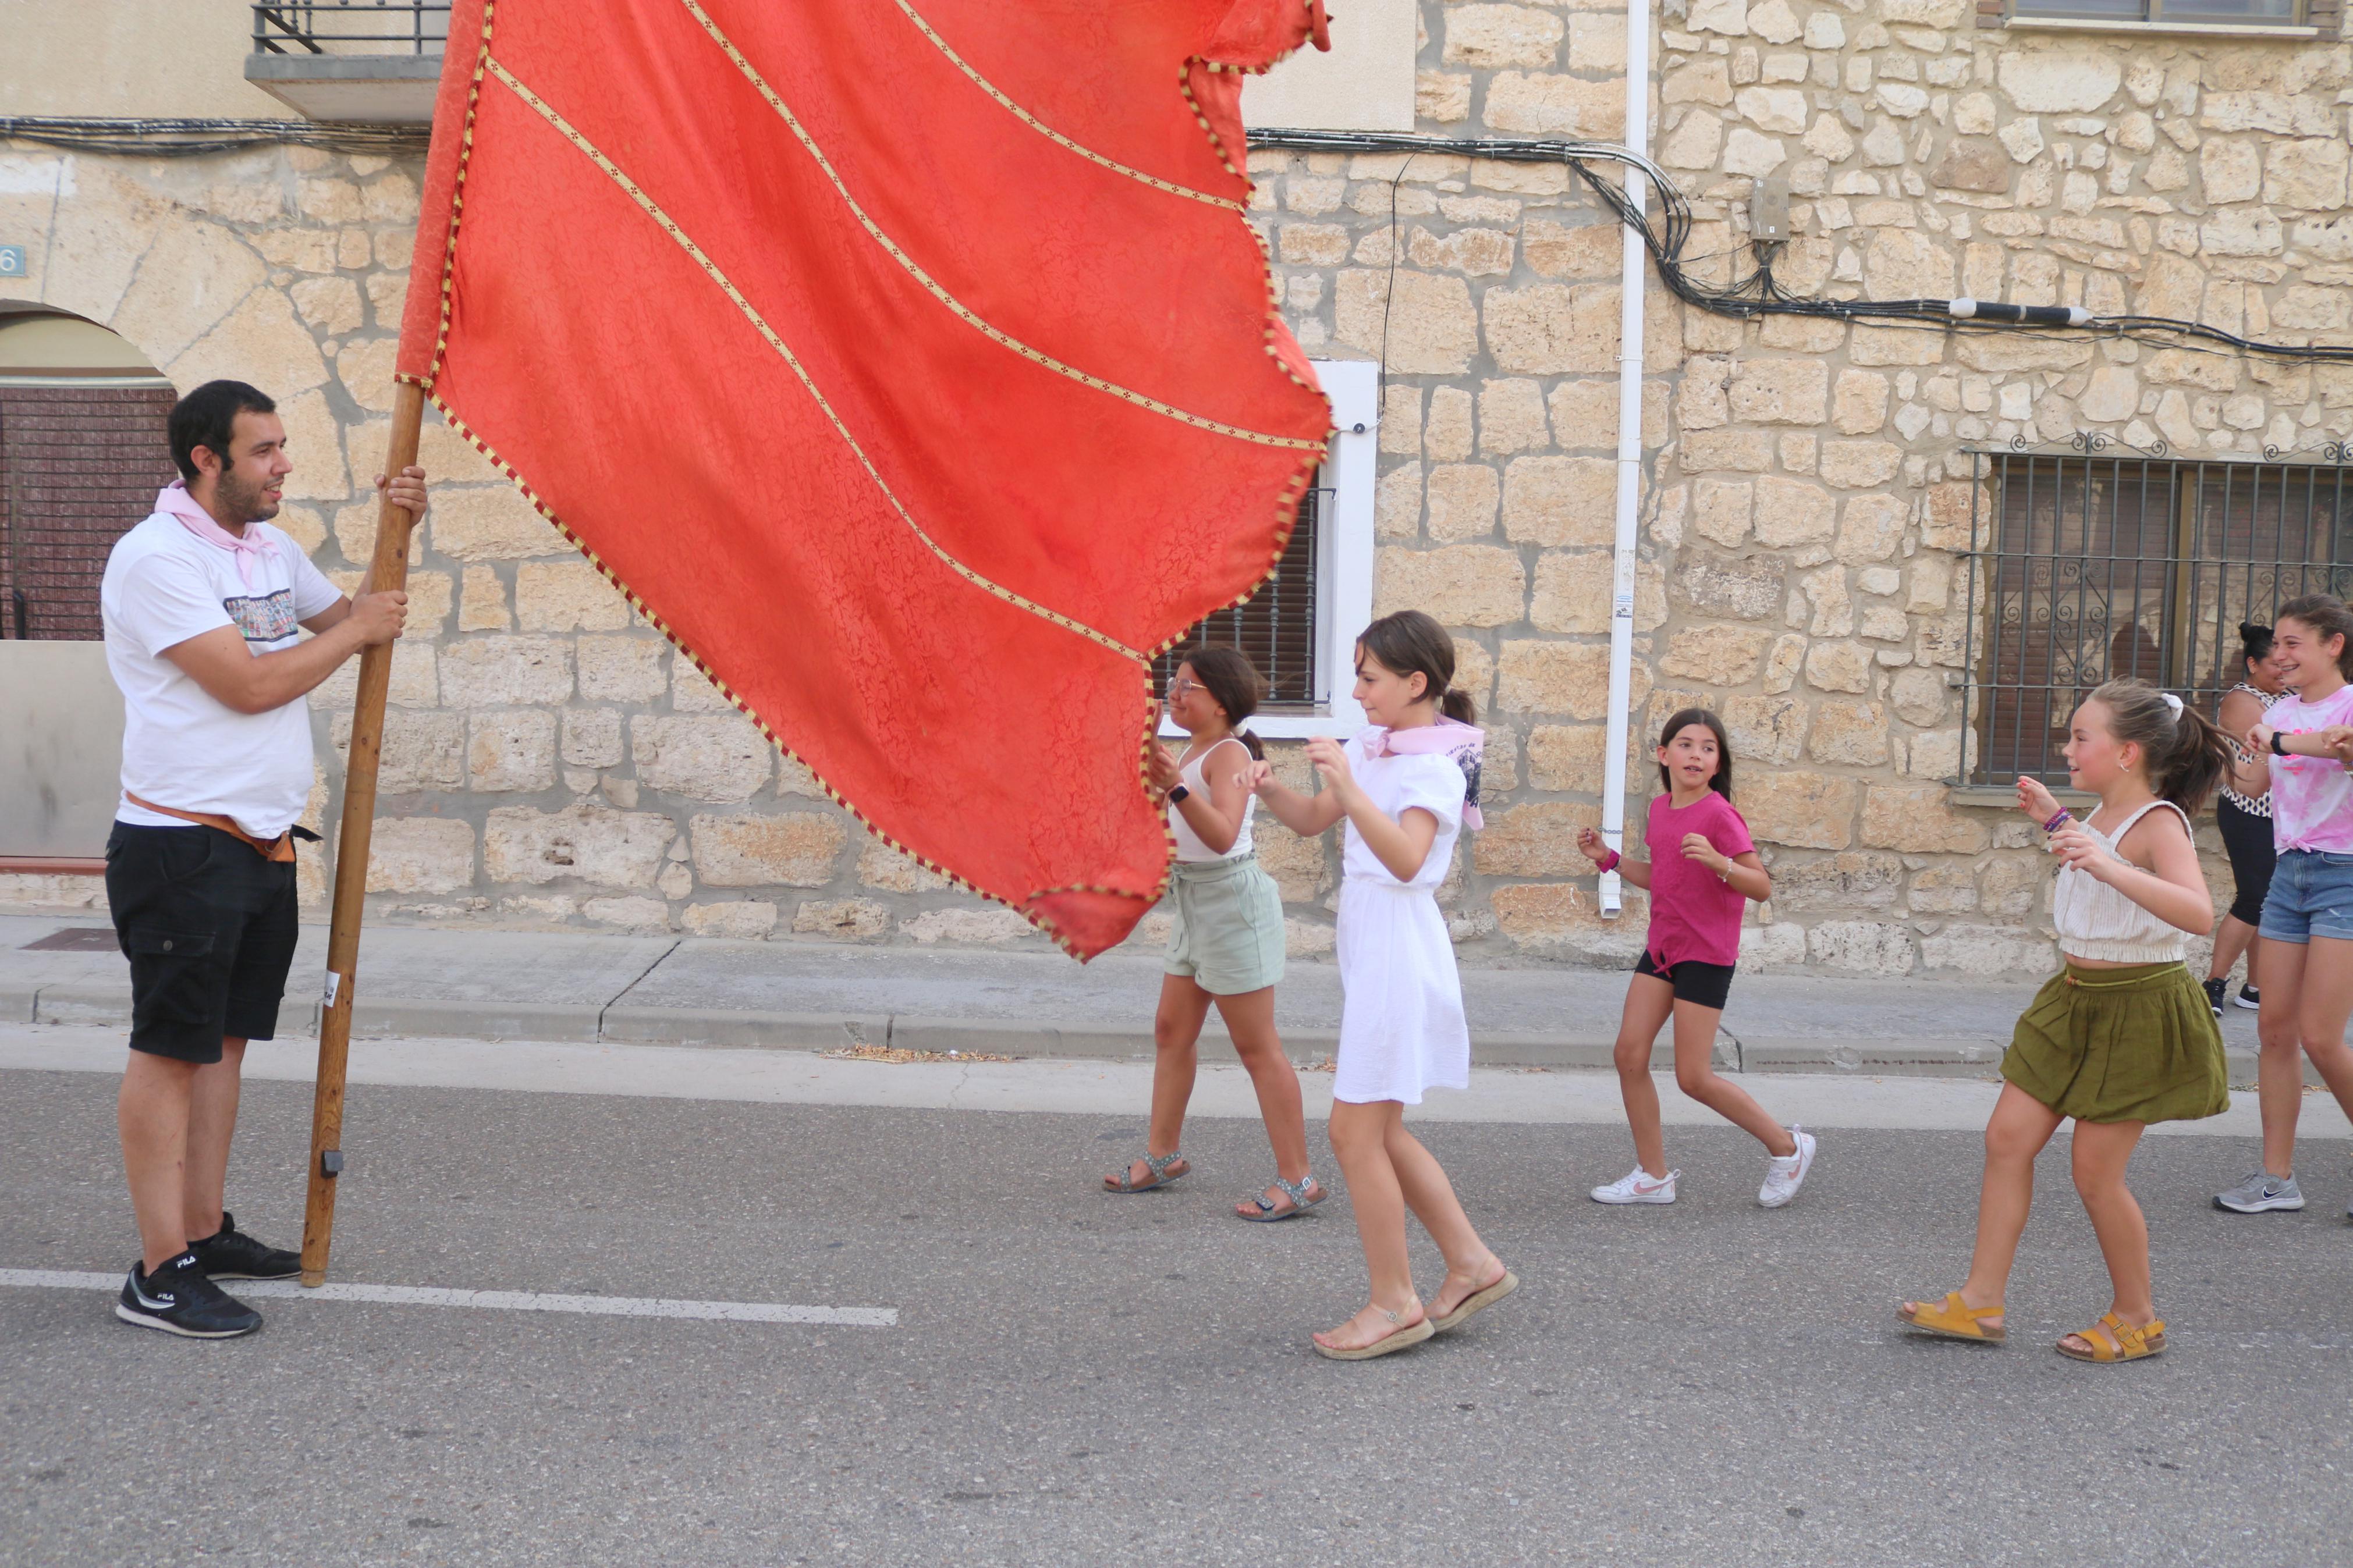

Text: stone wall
xmin=1258 ymin=2 xmax=2353 ymax=976
xmin=3 ymin=2 xmax=2350 ymax=975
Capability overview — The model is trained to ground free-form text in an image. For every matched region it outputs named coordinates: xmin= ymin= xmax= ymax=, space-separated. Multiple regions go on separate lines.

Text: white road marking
xmin=0 ymin=1268 xmax=895 ymax=1327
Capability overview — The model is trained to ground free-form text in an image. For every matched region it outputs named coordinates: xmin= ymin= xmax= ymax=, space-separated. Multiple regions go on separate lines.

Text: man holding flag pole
xmin=101 ymin=378 xmax=426 ymax=1338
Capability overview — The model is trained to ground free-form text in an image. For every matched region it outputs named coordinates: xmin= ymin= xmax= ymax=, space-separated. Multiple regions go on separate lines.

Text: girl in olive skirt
xmin=1103 ymin=648 xmax=1324 ymax=1222
xmin=1901 ymin=678 xmax=2233 ymax=1364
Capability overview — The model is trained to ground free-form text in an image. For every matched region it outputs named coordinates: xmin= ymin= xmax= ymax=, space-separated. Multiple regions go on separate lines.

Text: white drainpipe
xmin=1599 ymin=0 xmax=1652 ymax=916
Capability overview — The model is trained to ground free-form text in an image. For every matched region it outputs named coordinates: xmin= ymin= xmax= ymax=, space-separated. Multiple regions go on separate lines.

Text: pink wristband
xmin=1599 ymin=849 xmax=1621 ymax=873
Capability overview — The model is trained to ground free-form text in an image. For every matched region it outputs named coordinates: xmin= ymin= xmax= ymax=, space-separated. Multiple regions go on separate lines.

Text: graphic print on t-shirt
xmin=223 ymin=589 xmax=299 ymax=645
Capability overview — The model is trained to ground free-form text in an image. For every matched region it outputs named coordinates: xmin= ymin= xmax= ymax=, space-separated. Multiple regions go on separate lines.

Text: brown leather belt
xmin=124 ymin=792 xmax=307 ymax=863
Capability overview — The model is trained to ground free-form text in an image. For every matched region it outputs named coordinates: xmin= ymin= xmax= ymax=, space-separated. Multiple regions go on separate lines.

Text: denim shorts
xmin=2258 ymin=848 xmax=2353 ymax=945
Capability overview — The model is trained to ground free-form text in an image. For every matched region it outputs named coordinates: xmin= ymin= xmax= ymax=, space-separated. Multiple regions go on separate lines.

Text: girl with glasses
xmin=1102 ymin=648 xmax=1325 ymax=1223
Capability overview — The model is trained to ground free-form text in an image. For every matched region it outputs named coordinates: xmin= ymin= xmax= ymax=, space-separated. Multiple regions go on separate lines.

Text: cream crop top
xmin=1169 ymin=737 xmax=1255 ymax=863
xmin=2049 ymin=799 xmax=2192 ymax=964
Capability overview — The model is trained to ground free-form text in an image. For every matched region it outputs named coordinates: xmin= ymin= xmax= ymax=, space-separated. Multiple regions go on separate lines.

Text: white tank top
xmin=2050 ymin=799 xmax=2193 ymax=963
xmin=1169 ymin=736 xmax=1255 ymax=863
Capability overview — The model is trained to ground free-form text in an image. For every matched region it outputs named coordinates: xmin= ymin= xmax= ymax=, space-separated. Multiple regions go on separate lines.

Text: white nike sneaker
xmin=1758 ymin=1127 xmax=1818 ymax=1208
xmin=1591 ymin=1167 xmax=1678 ymax=1205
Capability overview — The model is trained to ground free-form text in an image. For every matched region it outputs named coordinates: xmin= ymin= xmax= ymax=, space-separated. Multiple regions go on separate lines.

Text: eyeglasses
xmin=1166 ymin=678 xmax=1205 ymax=699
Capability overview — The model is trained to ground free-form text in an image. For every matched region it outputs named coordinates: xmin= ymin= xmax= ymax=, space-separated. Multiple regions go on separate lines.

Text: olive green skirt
xmin=2001 ymin=961 xmax=2229 ymax=1126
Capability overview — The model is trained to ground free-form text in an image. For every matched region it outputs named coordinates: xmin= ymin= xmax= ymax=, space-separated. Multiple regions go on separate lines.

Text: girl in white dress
xmin=1248 ymin=610 xmax=1518 ymax=1360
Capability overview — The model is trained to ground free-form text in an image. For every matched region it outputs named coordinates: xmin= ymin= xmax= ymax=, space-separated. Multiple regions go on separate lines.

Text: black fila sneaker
xmin=188 ymin=1211 xmax=300 ymax=1281
xmin=115 ymin=1251 xmax=262 ymax=1339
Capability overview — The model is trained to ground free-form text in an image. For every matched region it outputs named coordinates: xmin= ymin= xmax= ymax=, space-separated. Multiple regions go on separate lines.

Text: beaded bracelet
xmin=2042 ymin=807 xmax=2072 ymax=834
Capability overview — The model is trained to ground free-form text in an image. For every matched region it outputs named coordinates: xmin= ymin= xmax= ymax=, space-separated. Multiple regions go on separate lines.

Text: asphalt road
xmin=5 ymin=1063 xmax=2350 ymax=1566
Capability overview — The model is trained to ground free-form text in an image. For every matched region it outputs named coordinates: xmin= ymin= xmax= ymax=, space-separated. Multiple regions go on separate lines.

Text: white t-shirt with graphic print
xmin=101 ymin=511 xmax=344 ymax=838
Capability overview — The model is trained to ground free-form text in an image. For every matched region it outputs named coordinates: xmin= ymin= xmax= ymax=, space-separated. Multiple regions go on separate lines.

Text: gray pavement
xmin=4 ymin=1049 xmax=2351 ymax=1566
xmin=0 ymin=911 xmax=2292 ymax=1078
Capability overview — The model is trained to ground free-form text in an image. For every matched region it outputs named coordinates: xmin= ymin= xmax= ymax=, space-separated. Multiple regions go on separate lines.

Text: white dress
xmin=1333 ymin=734 xmax=1471 ymax=1106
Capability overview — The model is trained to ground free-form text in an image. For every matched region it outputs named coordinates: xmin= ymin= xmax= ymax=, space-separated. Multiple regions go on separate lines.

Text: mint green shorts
xmin=1165 ymin=853 xmax=1286 ymax=995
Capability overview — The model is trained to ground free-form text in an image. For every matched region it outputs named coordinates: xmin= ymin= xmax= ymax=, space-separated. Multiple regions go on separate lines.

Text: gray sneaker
xmin=2214 ymin=1171 xmax=2305 ymax=1213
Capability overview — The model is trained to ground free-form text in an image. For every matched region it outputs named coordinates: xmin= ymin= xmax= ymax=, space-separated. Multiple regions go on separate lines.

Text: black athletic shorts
xmin=1634 ymin=949 xmax=1736 ymax=1011
xmin=105 ymin=823 xmax=300 ymax=1065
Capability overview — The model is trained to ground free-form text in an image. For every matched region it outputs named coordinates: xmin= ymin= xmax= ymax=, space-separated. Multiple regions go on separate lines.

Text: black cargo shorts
xmin=105 ymin=824 xmax=300 ymax=1064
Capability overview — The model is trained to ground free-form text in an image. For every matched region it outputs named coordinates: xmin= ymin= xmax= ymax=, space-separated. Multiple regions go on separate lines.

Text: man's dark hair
xmin=168 ymin=380 xmax=276 ymax=483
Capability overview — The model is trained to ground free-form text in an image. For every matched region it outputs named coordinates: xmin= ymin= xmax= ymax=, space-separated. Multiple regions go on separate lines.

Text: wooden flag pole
xmin=299 ymin=379 xmax=427 ymax=1288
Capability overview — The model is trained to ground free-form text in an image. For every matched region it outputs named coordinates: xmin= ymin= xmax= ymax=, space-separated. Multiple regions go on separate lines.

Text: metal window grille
xmin=253 ymin=2 xmax=450 ymax=55
xmin=2009 ymin=0 xmax=2306 ymax=25
xmin=1961 ymin=439 xmax=2353 ymax=784
xmin=1152 ymin=478 xmax=1328 ymax=711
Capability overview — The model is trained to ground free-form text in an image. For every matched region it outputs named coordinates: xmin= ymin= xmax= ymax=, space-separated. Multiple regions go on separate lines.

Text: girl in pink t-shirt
xmin=1575 ymin=708 xmax=1818 ymax=1209
xmin=2226 ymin=593 xmax=2353 ymax=1216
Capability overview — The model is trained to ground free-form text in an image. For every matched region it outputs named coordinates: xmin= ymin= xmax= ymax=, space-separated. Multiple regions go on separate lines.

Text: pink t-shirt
xmin=1643 ymin=790 xmax=1755 ymax=968
xmin=2267 ymin=683 xmax=2353 ymax=854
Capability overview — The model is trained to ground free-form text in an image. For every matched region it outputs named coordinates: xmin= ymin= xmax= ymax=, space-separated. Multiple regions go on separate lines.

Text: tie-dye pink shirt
xmin=2267 ymin=683 xmax=2353 ymax=854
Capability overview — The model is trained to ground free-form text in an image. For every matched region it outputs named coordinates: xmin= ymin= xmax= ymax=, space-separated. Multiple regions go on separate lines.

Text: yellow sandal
xmin=2059 ymin=1312 xmax=2166 ymax=1364
xmin=1898 ymin=1290 xmax=2006 ymax=1343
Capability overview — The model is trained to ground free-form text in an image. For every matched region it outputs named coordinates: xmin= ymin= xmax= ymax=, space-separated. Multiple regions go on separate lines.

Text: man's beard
xmin=215 ymin=468 xmax=280 ymax=522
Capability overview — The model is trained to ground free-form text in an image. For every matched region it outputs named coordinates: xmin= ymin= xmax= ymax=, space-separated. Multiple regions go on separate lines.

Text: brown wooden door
xmin=0 ymin=385 xmax=179 ymax=641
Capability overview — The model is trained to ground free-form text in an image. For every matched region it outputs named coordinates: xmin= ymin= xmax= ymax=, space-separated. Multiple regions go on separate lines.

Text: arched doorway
xmin=0 ymin=307 xmax=176 ymax=641
xmin=1 ymin=308 xmax=172 ymax=867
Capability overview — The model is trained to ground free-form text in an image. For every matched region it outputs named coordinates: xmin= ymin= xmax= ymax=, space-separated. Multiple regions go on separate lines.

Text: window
xmin=2010 ymin=0 xmax=2307 ymax=25
xmin=1961 ymin=446 xmax=2353 ymax=783
xmin=1158 ymin=358 xmax=1377 ymax=739
xmin=1152 ymin=473 xmax=1328 ymax=708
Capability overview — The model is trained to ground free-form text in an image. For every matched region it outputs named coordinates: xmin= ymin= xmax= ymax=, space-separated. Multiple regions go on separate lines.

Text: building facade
xmin=3 ymin=0 xmax=2350 ymax=977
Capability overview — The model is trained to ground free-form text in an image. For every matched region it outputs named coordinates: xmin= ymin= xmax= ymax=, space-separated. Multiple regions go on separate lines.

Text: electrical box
xmin=1749 ymin=177 xmax=1790 ymax=244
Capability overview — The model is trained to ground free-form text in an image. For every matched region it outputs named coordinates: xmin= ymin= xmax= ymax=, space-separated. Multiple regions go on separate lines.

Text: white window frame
xmin=1160 ymin=357 xmax=1378 ymax=741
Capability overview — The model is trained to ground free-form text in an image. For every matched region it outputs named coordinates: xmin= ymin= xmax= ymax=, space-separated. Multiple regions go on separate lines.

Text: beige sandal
xmin=1431 ymin=1268 xmax=1520 ymax=1334
xmin=1313 ymin=1307 xmax=1433 ymax=1361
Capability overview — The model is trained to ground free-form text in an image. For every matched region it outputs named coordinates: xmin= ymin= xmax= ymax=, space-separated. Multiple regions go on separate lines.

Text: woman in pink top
xmin=1575 ymin=709 xmax=1818 ymax=1209
xmin=2217 ymin=593 xmax=2353 ymax=1218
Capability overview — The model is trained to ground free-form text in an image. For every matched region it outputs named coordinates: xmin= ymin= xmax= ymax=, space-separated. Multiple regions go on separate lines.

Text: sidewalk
xmin=0 ymin=911 xmax=2289 ymax=1082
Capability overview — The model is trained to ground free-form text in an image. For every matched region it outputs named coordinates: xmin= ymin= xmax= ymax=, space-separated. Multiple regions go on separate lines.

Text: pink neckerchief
xmin=1361 ymin=716 xmax=1485 ymax=830
xmin=154 ymin=481 xmax=276 ymax=593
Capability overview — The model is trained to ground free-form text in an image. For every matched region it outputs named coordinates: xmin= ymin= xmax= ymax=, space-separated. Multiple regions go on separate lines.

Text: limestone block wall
xmin=1250 ymin=2 xmax=2353 ymax=976
xmin=3 ymin=2 xmax=2349 ymax=975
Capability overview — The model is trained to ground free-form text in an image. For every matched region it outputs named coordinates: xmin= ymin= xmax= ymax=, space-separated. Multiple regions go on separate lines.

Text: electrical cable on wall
xmin=6 ymin=116 xmax=2347 ymax=365
xmin=0 ymin=117 xmax=428 ymax=159
xmin=1245 ymin=127 xmax=2353 ymax=367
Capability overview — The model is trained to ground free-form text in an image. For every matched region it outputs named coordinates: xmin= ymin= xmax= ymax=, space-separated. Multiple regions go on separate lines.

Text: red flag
xmin=399 ymin=1 xmax=1332 ymax=958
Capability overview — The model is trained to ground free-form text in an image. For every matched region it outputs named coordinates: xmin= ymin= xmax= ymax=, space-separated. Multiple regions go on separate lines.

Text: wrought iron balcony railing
xmin=253 ymin=2 xmax=450 ymax=56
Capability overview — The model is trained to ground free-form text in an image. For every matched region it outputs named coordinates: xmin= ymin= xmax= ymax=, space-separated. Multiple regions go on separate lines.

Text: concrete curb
xmin=16 ymin=982 xmax=2306 ymax=1087
xmin=598 ymin=1007 xmax=886 ymax=1051
xmin=13 ymin=983 xmax=1976 ymax=1078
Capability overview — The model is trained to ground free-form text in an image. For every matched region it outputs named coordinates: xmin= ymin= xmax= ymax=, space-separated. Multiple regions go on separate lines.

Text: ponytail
xmin=1440 ymin=687 xmax=1477 ymax=725
xmin=2087 ymin=679 xmax=2231 ymax=813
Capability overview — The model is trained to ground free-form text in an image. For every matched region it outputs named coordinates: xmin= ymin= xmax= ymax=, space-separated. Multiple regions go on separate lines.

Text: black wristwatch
xmin=2271 ymin=731 xmax=2290 ymax=756
xmin=1166 ymin=784 xmax=1191 ymax=805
